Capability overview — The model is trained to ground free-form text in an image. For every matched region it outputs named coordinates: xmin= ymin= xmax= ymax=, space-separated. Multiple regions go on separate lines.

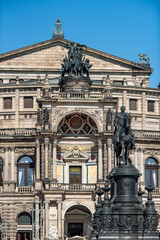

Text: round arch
xmin=145 ymin=157 xmax=158 ymax=187
xmin=64 ymin=203 xmax=93 ymax=238
xmin=55 ymin=110 xmax=101 ymax=133
xmin=144 ymin=156 xmax=159 ymax=165
xmin=63 ymin=203 xmax=93 ymax=219
xmin=16 ymin=154 xmax=34 ymax=164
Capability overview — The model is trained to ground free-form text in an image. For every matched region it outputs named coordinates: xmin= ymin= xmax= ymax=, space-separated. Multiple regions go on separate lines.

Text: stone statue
xmin=43 ymin=108 xmax=49 ymax=124
xmin=106 ymin=109 xmax=112 ymax=125
xmin=37 ymin=108 xmax=42 ymax=125
xmin=114 ymin=106 xmax=135 ymax=165
xmin=138 ymin=53 xmax=150 ymax=63
xmin=48 ymin=224 xmax=58 ymax=240
xmin=53 ymin=19 xmax=64 ymax=38
xmin=61 ymin=42 xmax=92 ymax=78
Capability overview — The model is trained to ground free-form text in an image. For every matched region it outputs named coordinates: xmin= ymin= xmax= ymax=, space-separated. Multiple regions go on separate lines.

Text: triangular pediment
xmin=0 ymin=38 xmax=152 ymax=73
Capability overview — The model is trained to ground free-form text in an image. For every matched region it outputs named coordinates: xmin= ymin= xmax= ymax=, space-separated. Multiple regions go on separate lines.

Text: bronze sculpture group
xmin=61 ymin=42 xmax=92 ymax=77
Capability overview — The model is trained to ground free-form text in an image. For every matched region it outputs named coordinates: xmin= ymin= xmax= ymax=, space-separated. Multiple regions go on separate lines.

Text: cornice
xmin=0 ymin=38 xmax=152 ymax=73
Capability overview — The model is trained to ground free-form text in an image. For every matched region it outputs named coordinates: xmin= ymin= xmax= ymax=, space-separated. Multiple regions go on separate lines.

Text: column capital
xmin=98 ymin=139 xmax=102 ymax=148
xmin=4 ymin=147 xmax=9 ymax=151
xmin=10 ymin=146 xmax=15 ymax=151
xmin=44 ymin=138 xmax=49 ymax=145
xmin=36 ymin=138 xmax=40 ymax=145
xmin=107 ymin=138 xmax=112 ymax=146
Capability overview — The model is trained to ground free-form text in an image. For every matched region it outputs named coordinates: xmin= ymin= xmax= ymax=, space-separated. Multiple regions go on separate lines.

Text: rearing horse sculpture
xmin=114 ymin=106 xmax=135 ymax=166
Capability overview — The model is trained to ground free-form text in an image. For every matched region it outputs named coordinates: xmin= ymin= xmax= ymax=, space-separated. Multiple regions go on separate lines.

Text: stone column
xmin=98 ymin=140 xmax=103 ymax=181
xmin=57 ymin=201 xmax=62 ymax=238
xmin=44 ymin=138 xmax=49 ymax=179
xmin=10 ymin=147 xmax=15 ymax=191
xmin=35 ymin=197 xmax=40 ymax=240
xmin=15 ymin=89 xmax=19 ymax=128
xmin=4 ymin=147 xmax=9 ymax=191
xmin=134 ymin=148 xmax=138 ymax=169
xmin=36 ymin=139 xmax=40 ymax=180
xmin=142 ymin=92 xmax=146 ymax=130
xmin=140 ymin=148 xmax=145 ymax=184
xmin=45 ymin=200 xmax=49 ymax=238
xmin=62 ymin=217 xmax=65 ymax=240
xmin=103 ymin=141 xmax=107 ymax=179
xmin=52 ymin=139 xmax=57 ymax=181
xmin=107 ymin=139 xmax=112 ymax=174
xmin=122 ymin=90 xmax=127 ymax=109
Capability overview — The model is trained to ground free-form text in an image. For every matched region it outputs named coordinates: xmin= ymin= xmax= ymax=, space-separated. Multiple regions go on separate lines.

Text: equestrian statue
xmin=114 ymin=106 xmax=135 ymax=166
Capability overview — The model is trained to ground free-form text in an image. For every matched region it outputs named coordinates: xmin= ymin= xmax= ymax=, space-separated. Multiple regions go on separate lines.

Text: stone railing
xmin=51 ymin=92 xmax=103 ymax=99
xmin=50 ymin=183 xmax=96 ymax=191
xmin=0 ymin=128 xmax=36 ymax=137
xmin=16 ymin=186 xmax=33 ymax=193
xmin=133 ymin=130 xmax=160 ymax=139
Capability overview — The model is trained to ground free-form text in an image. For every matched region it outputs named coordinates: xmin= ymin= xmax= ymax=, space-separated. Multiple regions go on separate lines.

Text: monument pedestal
xmin=92 ymin=164 xmax=159 ymax=240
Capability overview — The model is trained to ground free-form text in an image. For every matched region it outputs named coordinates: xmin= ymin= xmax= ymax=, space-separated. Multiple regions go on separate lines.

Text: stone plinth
xmin=59 ymin=76 xmax=92 ymax=93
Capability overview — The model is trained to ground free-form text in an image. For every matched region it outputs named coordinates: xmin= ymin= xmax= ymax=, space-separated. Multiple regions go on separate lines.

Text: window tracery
xmin=57 ymin=113 xmax=98 ymax=135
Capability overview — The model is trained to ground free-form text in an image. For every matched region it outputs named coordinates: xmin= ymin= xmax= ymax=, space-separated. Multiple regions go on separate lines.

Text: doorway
xmin=17 ymin=231 xmax=32 ymax=240
xmin=68 ymin=223 xmax=83 ymax=237
xmin=65 ymin=205 xmax=92 ymax=239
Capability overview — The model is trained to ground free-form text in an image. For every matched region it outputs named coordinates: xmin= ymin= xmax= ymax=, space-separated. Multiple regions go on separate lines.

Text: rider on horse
xmin=114 ymin=106 xmax=135 ymax=164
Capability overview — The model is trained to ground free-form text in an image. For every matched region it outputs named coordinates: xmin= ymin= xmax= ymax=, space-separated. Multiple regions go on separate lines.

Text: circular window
xmin=70 ymin=116 xmax=82 ymax=129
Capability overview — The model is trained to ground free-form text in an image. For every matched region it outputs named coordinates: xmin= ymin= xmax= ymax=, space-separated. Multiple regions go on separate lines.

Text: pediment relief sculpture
xmin=62 ymin=146 xmax=89 ymax=162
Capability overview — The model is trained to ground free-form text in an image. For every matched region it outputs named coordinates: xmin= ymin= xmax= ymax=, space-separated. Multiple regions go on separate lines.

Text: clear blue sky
xmin=0 ymin=0 xmax=160 ymax=88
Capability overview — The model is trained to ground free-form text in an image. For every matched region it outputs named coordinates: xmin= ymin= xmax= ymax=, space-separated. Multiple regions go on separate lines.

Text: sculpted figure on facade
xmin=48 ymin=224 xmax=58 ymax=240
xmin=61 ymin=42 xmax=92 ymax=77
xmin=37 ymin=108 xmax=42 ymax=125
xmin=138 ymin=53 xmax=150 ymax=63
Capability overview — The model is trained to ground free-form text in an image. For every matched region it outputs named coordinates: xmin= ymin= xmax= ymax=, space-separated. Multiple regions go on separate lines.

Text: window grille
xmin=3 ymin=97 xmax=12 ymax=109
xmin=129 ymin=99 xmax=137 ymax=110
xmin=24 ymin=97 xmax=33 ymax=108
xmin=148 ymin=100 xmax=154 ymax=112
xmin=18 ymin=213 xmax=32 ymax=225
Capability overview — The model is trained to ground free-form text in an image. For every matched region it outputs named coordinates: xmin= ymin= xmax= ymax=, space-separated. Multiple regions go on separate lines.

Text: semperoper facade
xmin=0 ymin=20 xmax=159 ymax=240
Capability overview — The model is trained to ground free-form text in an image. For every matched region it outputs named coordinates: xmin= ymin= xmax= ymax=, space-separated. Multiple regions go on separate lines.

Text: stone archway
xmin=64 ymin=205 xmax=92 ymax=239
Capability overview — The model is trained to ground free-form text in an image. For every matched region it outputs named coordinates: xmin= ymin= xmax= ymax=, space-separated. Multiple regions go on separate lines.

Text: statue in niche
xmin=43 ymin=108 xmax=49 ymax=124
xmin=37 ymin=108 xmax=42 ymax=125
xmin=48 ymin=224 xmax=58 ymax=240
xmin=106 ymin=109 xmax=112 ymax=125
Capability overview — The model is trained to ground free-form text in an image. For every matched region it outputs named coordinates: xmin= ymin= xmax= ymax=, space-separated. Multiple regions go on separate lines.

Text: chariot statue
xmin=61 ymin=42 xmax=92 ymax=78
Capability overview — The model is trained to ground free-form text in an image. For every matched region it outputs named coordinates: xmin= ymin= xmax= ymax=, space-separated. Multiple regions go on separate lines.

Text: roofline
xmin=0 ymin=37 xmax=153 ymax=73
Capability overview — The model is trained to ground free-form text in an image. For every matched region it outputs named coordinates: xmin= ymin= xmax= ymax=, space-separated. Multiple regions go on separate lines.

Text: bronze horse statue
xmin=114 ymin=115 xmax=135 ymax=166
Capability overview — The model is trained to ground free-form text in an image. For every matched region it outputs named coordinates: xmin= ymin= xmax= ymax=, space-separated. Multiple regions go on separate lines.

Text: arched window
xmin=18 ymin=213 xmax=32 ymax=240
xmin=18 ymin=212 xmax=32 ymax=225
xmin=0 ymin=158 xmax=3 ymax=186
xmin=145 ymin=158 xmax=158 ymax=187
xmin=57 ymin=113 xmax=98 ymax=135
xmin=18 ymin=156 xmax=33 ymax=186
